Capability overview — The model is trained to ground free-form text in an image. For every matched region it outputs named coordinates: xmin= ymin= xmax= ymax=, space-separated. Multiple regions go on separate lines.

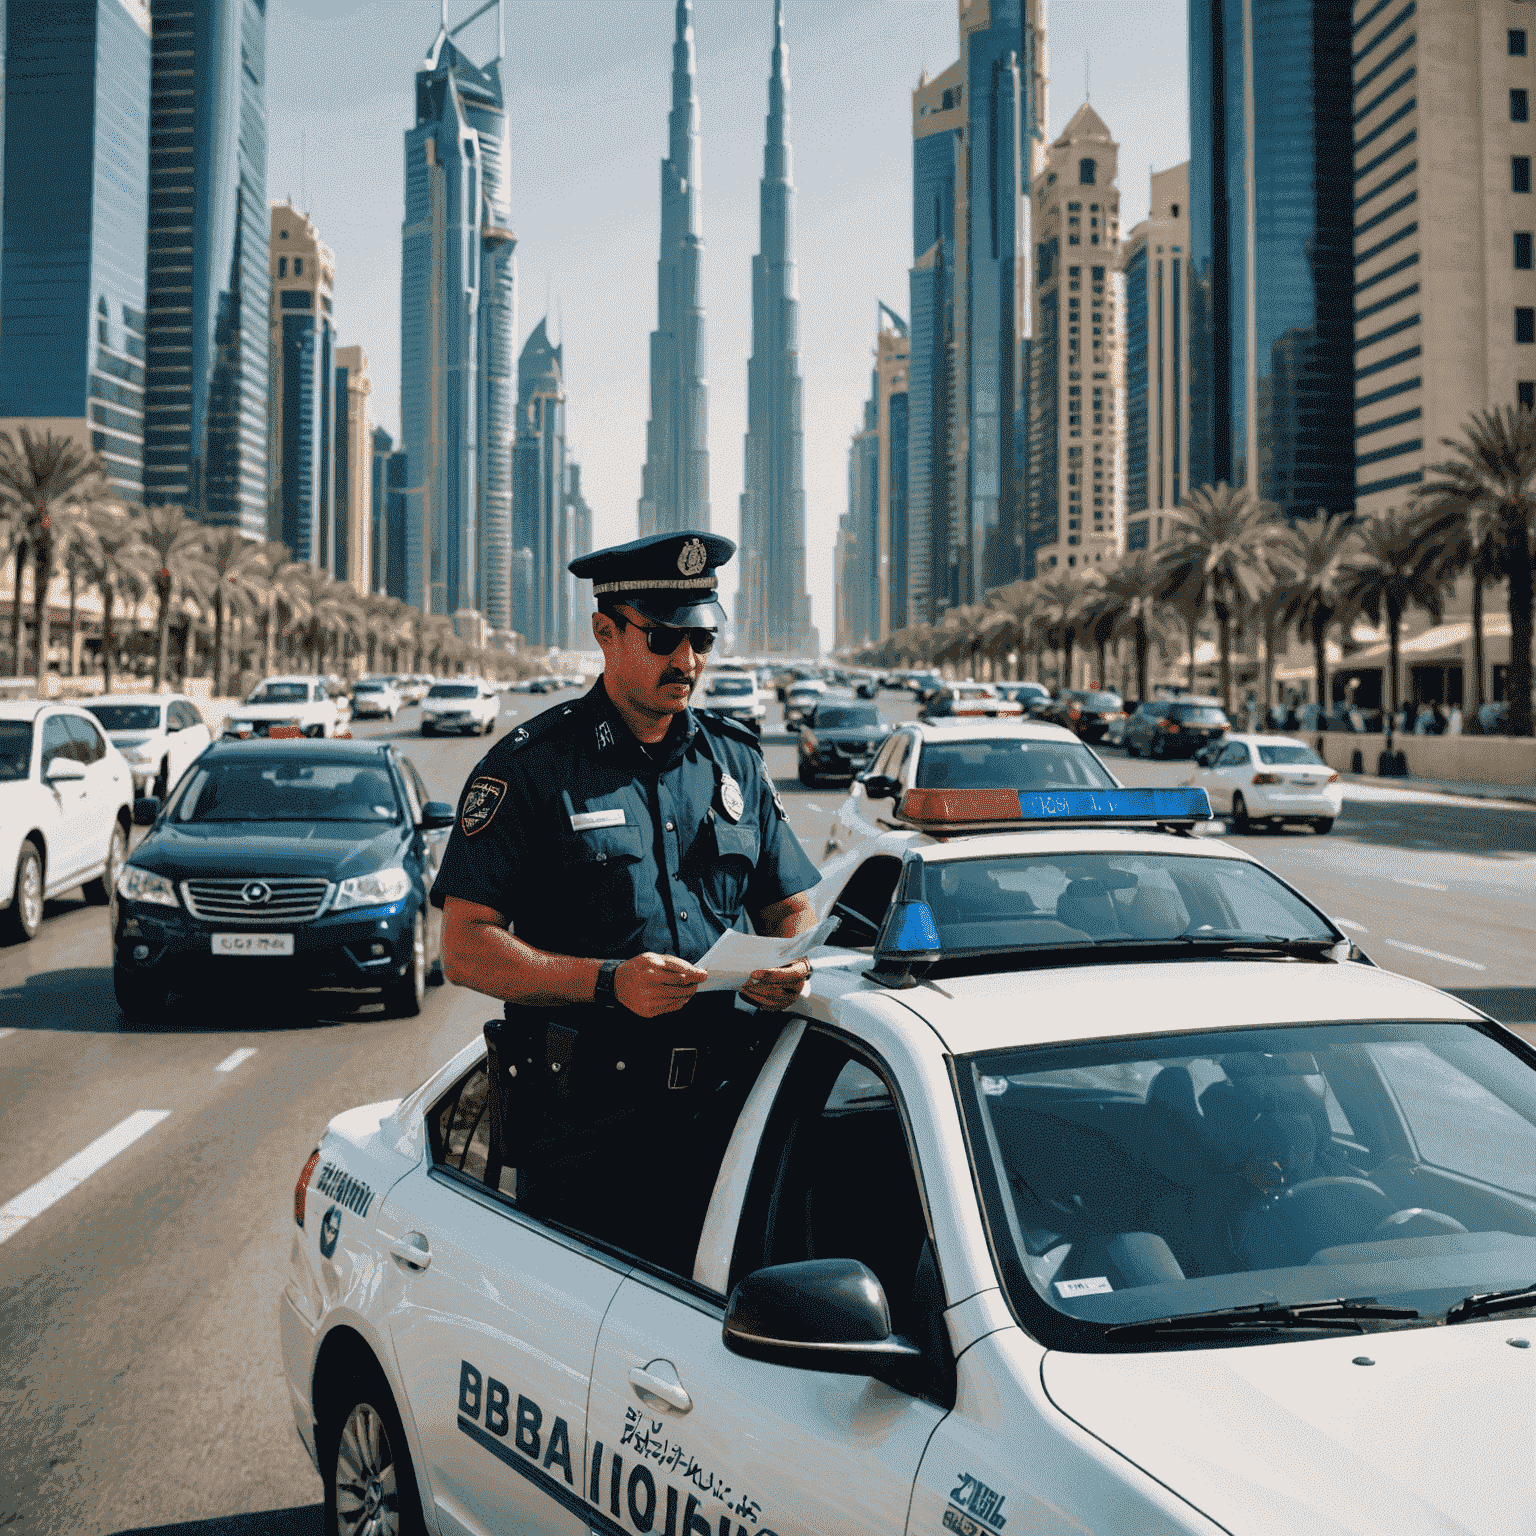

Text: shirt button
xmin=680 ymin=911 xmax=688 ymax=921
xmin=665 ymin=821 xmax=674 ymax=831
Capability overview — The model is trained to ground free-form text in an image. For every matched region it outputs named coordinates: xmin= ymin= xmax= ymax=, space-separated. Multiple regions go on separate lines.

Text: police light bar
xmin=897 ymin=786 xmax=1213 ymax=828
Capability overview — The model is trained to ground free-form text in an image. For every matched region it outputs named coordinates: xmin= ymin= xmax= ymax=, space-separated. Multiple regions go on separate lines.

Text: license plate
xmin=211 ymin=932 xmax=294 ymax=956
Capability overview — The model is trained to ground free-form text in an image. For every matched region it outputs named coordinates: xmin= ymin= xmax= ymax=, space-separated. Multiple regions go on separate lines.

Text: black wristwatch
xmin=593 ymin=958 xmax=622 ymax=1009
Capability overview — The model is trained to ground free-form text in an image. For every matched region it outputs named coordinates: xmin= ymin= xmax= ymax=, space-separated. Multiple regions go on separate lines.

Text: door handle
xmin=629 ymin=1362 xmax=692 ymax=1414
xmin=390 ymin=1233 xmax=432 ymax=1272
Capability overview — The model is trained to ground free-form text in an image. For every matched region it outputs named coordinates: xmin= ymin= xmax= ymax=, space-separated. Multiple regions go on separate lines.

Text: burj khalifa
xmin=637 ymin=0 xmax=711 ymax=536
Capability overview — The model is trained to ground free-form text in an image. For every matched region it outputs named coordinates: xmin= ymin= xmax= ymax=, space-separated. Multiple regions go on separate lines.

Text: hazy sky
xmin=267 ymin=0 xmax=1188 ymax=643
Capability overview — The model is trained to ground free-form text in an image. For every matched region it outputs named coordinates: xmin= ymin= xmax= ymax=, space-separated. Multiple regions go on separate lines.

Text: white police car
xmin=282 ymin=789 xmax=1536 ymax=1536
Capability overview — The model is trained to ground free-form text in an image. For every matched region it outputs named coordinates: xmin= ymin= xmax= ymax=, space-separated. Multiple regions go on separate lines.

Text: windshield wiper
xmin=1444 ymin=1283 xmax=1536 ymax=1325
xmin=1165 ymin=934 xmax=1341 ymax=958
xmin=1104 ymin=1296 xmax=1420 ymax=1340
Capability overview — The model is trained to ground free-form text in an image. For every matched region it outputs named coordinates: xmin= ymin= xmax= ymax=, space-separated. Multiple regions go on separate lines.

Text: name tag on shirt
xmin=570 ymin=808 xmax=628 ymax=832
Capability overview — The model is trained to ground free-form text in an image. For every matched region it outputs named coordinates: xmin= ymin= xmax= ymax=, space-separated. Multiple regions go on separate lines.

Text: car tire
xmin=319 ymin=1362 xmax=425 ymax=1536
xmin=113 ymin=966 xmax=166 ymax=1023
xmin=84 ymin=821 xmax=127 ymax=915
xmin=1231 ymin=793 xmax=1252 ymax=835
xmin=385 ymin=910 xmax=427 ymax=1018
xmin=1313 ymin=817 xmax=1334 ymax=835
xmin=3 ymin=839 xmax=44 ymax=942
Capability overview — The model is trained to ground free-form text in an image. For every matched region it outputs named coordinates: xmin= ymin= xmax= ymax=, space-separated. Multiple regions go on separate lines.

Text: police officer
xmin=431 ymin=530 xmax=820 ymax=1264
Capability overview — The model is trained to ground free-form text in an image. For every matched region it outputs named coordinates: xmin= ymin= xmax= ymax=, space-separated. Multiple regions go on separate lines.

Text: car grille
xmin=181 ymin=878 xmax=332 ymax=924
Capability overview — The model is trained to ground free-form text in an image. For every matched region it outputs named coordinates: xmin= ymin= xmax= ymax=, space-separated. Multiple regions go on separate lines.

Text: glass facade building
xmin=143 ymin=0 xmax=269 ymax=535
xmin=510 ymin=317 xmax=568 ymax=649
xmin=0 ymin=0 xmax=152 ymax=498
xmin=1189 ymin=0 xmax=1356 ymax=519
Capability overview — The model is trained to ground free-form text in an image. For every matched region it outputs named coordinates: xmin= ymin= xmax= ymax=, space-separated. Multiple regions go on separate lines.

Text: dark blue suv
xmin=113 ymin=739 xmax=455 ymax=1020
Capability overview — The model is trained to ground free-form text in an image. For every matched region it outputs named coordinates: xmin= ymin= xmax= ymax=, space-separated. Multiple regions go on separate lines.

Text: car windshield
xmin=168 ymin=759 xmax=402 ymax=823
xmin=708 ymin=676 xmax=755 ymax=696
xmin=916 ymin=739 xmax=1117 ymax=793
xmin=428 ymin=684 xmax=477 ymax=699
xmin=85 ymin=704 xmax=163 ymax=731
xmin=249 ymin=682 xmax=309 ymax=703
xmin=0 ymin=721 xmax=32 ymax=781
xmin=1171 ymin=704 xmax=1228 ymax=724
xmin=354 ymin=682 xmax=385 ymax=693
xmin=814 ymin=705 xmax=882 ymax=729
xmin=1083 ymin=692 xmax=1122 ymax=710
xmin=960 ymin=1020 xmax=1536 ymax=1345
xmin=1257 ymin=743 xmax=1325 ymax=766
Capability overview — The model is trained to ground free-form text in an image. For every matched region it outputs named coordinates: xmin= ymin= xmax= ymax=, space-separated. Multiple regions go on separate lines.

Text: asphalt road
xmin=1 ymin=682 xmax=1533 ymax=1534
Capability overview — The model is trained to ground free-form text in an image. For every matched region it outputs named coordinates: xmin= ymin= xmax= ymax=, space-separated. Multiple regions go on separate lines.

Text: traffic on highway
xmin=3 ymin=668 xmax=1535 ymax=1535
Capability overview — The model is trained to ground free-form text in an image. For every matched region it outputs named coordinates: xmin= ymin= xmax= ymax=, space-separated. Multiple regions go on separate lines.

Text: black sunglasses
xmin=628 ymin=618 xmax=717 ymax=656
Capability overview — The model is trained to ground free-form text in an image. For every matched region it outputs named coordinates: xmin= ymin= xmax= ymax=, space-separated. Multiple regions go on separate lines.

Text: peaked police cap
xmin=570 ymin=530 xmax=735 ymax=626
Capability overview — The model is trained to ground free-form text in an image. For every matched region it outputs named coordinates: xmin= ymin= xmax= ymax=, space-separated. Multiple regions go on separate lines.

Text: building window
xmin=295 ymin=257 xmax=304 ymax=275
xmin=98 ymin=321 xmax=110 ymax=346
xmin=1518 ymin=233 xmax=1533 ymax=270
xmin=1519 ymin=308 xmax=1535 ymax=344
xmin=1511 ymin=29 xmax=1527 ymax=56
xmin=1079 ymin=158 xmax=1097 ymax=185
xmin=1520 ymin=381 xmax=1535 ymax=410
xmin=1170 ymin=202 xmax=1180 ymax=218
xmin=1515 ymin=157 xmax=1532 ymax=194
xmin=1515 ymin=89 xmax=1531 ymax=123
xmin=278 ymin=257 xmax=287 ymax=277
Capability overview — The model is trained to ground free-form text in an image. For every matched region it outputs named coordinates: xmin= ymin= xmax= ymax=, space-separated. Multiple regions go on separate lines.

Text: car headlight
xmin=117 ymin=865 xmax=179 ymax=907
xmin=332 ymin=866 xmax=414 ymax=912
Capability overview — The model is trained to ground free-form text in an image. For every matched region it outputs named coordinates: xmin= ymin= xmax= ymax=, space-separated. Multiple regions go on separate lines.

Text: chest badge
xmin=719 ymin=772 xmax=745 ymax=823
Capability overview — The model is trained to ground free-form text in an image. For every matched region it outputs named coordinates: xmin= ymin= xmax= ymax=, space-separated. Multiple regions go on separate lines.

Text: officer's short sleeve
xmin=429 ymin=751 xmax=531 ymax=923
xmin=744 ymin=751 xmax=820 ymax=912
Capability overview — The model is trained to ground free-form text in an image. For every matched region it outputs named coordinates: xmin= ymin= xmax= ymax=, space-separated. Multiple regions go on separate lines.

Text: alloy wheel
xmin=18 ymin=847 xmax=43 ymax=936
xmin=334 ymin=1402 xmax=399 ymax=1536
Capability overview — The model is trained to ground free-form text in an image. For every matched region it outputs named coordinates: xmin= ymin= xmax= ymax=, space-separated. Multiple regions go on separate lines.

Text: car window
xmin=812 ymin=705 xmax=881 ymax=729
xmin=0 ymin=721 xmax=34 ymax=781
xmin=86 ymin=703 xmax=163 ymax=732
xmin=40 ymin=715 xmax=75 ymax=770
xmin=430 ymin=1062 xmax=516 ymax=1196
xmin=402 ymin=758 xmax=433 ymax=810
xmin=66 ymin=714 xmax=107 ymax=763
xmin=886 ymin=732 xmax=914 ymax=785
xmin=1218 ymin=743 xmax=1249 ymax=767
xmin=1257 ymin=743 xmax=1325 ymax=766
xmin=828 ymin=854 xmax=902 ymax=946
xmin=1171 ymin=704 xmax=1229 ymax=724
xmin=171 ymin=759 xmax=403 ymax=823
xmin=915 ymin=739 xmax=1116 ymax=792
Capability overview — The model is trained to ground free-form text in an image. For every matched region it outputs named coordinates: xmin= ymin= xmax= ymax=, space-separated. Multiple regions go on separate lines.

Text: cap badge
xmin=719 ymin=772 xmax=745 ymax=823
xmin=678 ymin=537 xmax=708 ymax=577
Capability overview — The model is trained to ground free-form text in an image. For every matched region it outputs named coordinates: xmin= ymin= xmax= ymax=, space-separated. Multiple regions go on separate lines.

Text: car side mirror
xmin=44 ymin=757 xmax=87 ymax=783
xmin=133 ymin=796 xmax=161 ymax=825
xmin=722 ymin=1259 xmax=922 ymax=1383
xmin=859 ymin=773 xmax=900 ymax=801
xmin=419 ymin=800 xmax=456 ymax=830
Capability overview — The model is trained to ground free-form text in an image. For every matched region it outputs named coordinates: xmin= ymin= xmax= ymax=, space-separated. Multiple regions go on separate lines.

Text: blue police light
xmin=886 ymin=900 xmax=941 ymax=954
xmin=1015 ymin=787 xmax=1212 ymax=822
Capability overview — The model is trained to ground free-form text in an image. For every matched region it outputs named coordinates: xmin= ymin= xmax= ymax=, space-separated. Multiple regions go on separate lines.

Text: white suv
xmin=421 ymin=678 xmax=498 ymax=736
xmin=225 ymin=677 xmax=345 ymax=740
xmin=81 ymin=693 xmax=213 ymax=798
xmin=0 ymin=701 xmax=134 ymax=941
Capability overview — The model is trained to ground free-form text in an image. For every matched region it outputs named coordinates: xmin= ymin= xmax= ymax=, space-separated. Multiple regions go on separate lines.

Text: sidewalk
xmin=1339 ymin=770 xmax=1536 ymax=807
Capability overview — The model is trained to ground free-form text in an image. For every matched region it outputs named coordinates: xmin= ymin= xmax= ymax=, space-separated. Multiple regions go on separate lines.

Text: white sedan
xmin=1185 ymin=732 xmax=1343 ymax=834
xmin=421 ymin=679 xmax=499 ymax=736
xmin=81 ymin=693 xmax=213 ymax=797
xmin=279 ymin=789 xmax=1536 ymax=1536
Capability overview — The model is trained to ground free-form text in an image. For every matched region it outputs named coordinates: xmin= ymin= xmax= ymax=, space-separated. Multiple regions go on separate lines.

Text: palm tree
xmin=0 ymin=494 xmax=25 ymax=674
xmin=0 ymin=427 xmax=109 ymax=682
xmin=1272 ymin=511 xmax=1357 ymax=717
xmin=72 ymin=506 xmax=150 ymax=693
xmin=1155 ymin=482 xmax=1285 ymax=713
xmin=1035 ymin=575 xmax=1084 ymax=690
xmin=1416 ymin=405 xmax=1536 ymax=734
xmin=202 ymin=530 xmax=270 ymax=697
xmin=133 ymin=503 xmax=216 ymax=689
xmin=1337 ymin=507 xmax=1448 ymax=735
xmin=1088 ymin=552 xmax=1173 ymax=699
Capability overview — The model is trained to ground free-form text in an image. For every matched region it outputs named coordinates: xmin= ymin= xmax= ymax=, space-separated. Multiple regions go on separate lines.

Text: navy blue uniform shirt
xmin=430 ymin=680 xmax=819 ymax=966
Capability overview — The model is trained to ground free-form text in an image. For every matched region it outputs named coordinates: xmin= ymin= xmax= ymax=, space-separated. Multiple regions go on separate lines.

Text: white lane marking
xmin=0 ymin=1028 xmax=13 ymax=1042
xmin=0 ymin=1109 xmax=172 ymax=1246
xmin=1337 ymin=920 xmax=1368 ymax=933
xmin=1394 ymin=877 xmax=1447 ymax=892
xmin=804 ymin=803 xmax=823 ymax=813
xmin=1383 ymin=939 xmax=1486 ymax=971
xmin=215 ymin=1046 xmax=257 ymax=1074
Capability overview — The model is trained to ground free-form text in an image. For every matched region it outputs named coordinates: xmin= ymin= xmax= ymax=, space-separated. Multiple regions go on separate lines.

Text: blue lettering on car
xmin=945 ymin=1473 xmax=1006 ymax=1533
xmin=314 ymin=1161 xmax=375 ymax=1218
xmin=318 ymin=1205 xmax=342 ymax=1259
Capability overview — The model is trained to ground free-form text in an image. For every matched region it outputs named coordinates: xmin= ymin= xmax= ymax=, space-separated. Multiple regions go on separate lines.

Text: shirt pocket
xmin=702 ymin=820 xmax=760 ymax=920
xmin=569 ymin=824 xmax=646 ymax=869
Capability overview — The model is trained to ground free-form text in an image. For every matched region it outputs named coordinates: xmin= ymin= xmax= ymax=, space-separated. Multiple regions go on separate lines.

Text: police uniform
xmin=430 ymin=530 xmax=819 ymax=1264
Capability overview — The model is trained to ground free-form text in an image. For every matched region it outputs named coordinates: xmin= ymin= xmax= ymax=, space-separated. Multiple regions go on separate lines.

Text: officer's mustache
xmin=659 ymin=668 xmax=694 ymax=688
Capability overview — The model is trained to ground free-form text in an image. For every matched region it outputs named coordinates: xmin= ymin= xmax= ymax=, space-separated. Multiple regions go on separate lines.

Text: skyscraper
xmin=143 ymin=0 xmax=269 ymax=536
xmin=638 ymin=0 xmax=710 ymax=537
xmin=1189 ymin=0 xmax=1355 ymax=519
xmin=737 ymin=1 xmax=814 ymax=656
xmin=371 ymin=426 xmax=395 ymax=596
xmin=0 ymin=0 xmax=152 ymax=500
xmin=400 ymin=4 xmax=515 ymax=621
xmin=334 ymin=344 xmax=372 ymax=594
xmin=565 ymin=459 xmax=595 ymax=646
xmin=510 ymin=317 xmax=567 ymax=648
xmin=267 ymin=201 xmax=334 ymax=569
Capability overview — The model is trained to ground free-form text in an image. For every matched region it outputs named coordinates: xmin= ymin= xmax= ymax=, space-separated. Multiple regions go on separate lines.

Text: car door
xmin=382 ymin=1058 xmax=622 ymax=1536
xmin=66 ymin=714 xmax=124 ymax=875
xmin=1211 ymin=740 xmax=1250 ymax=810
xmin=583 ymin=1033 xmax=950 ymax=1536
xmin=37 ymin=713 xmax=91 ymax=890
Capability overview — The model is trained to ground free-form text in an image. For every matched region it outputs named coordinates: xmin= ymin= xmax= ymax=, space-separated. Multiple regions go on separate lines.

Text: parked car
xmin=1187 ymin=733 xmax=1343 ymax=834
xmin=226 ymin=677 xmax=347 ymax=740
xmin=783 ymin=680 xmax=828 ymax=729
xmin=82 ymin=693 xmax=213 ymax=798
xmin=994 ymin=680 xmax=1052 ymax=714
xmin=350 ymin=679 xmax=402 ymax=721
xmin=0 ymin=700 xmax=133 ymax=941
xmin=1123 ymin=697 xmax=1230 ymax=758
xmin=702 ymin=670 xmax=766 ymax=734
xmin=797 ymin=700 xmax=893 ymax=786
xmin=918 ymin=682 xmax=1024 ymax=720
xmin=113 ymin=739 xmax=453 ymax=1018
xmin=1040 ymin=688 xmax=1125 ymax=743
xmin=1106 ymin=699 xmax=1140 ymax=748
xmin=421 ymin=679 xmax=499 ymax=736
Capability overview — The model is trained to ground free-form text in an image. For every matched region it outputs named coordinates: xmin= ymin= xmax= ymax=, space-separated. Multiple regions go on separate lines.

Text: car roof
xmin=203 ymin=737 xmax=392 ymax=761
xmin=1222 ymin=732 xmax=1319 ymax=746
xmin=904 ymin=718 xmax=1083 ymax=745
xmin=0 ymin=699 xmax=104 ymax=721
xmin=78 ymin=693 xmax=180 ymax=707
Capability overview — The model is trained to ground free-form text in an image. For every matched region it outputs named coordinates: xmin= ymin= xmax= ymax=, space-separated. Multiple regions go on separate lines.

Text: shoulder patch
xmin=461 ymin=776 xmax=507 ymax=835
xmin=697 ymin=708 xmax=765 ymax=754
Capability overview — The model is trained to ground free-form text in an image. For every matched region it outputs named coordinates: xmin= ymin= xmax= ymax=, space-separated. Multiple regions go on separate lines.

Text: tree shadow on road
xmin=110 ymin=1506 xmax=323 ymax=1536
xmin=1236 ymin=799 xmax=1536 ymax=858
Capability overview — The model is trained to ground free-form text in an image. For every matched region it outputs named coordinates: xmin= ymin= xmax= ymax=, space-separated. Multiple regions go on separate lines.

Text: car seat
xmin=1055 ymin=877 xmax=1120 ymax=938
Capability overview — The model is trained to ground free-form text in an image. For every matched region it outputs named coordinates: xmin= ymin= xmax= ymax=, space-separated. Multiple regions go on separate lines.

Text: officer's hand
xmin=739 ymin=958 xmax=812 ymax=1012
xmin=614 ymin=952 xmax=707 ymax=1017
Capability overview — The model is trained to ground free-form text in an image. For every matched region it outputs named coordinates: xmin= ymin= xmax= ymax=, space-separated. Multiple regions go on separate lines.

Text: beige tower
xmin=1353 ymin=0 xmax=1536 ymax=515
xmin=335 ymin=346 xmax=373 ymax=596
xmin=874 ymin=311 xmax=910 ymax=639
xmin=1122 ymin=163 xmax=1190 ymax=555
xmin=1025 ymin=102 xmax=1124 ymax=573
